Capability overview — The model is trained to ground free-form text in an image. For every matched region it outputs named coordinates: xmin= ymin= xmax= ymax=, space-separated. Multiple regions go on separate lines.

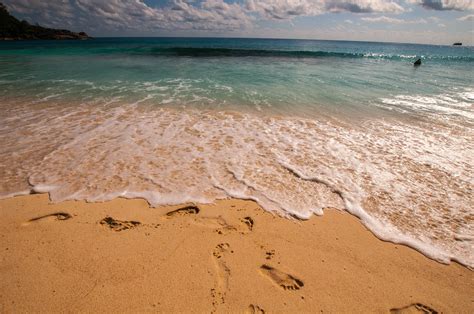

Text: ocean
xmin=0 ymin=38 xmax=472 ymax=266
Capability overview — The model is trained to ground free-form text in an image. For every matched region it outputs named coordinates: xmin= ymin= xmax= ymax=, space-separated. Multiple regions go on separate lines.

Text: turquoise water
xmin=0 ymin=38 xmax=473 ymax=266
xmin=1 ymin=38 xmax=472 ymax=117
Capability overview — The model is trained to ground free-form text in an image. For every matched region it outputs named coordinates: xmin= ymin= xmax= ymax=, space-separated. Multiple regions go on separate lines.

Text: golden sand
xmin=0 ymin=194 xmax=472 ymax=313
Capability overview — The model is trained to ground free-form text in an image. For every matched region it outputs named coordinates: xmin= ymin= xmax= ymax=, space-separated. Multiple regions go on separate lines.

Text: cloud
xmin=245 ymin=0 xmax=404 ymax=20
xmin=4 ymin=0 xmax=73 ymax=17
xmin=324 ymin=0 xmax=405 ymax=13
xmin=458 ymin=14 xmax=474 ymax=21
xmin=409 ymin=0 xmax=474 ymax=11
xmin=427 ymin=16 xmax=441 ymax=22
xmin=4 ymin=0 xmax=75 ymax=27
xmin=3 ymin=0 xmax=408 ymax=33
xmin=361 ymin=15 xmax=427 ymax=23
xmin=245 ymin=0 xmax=321 ymax=19
xmin=157 ymin=0 xmax=253 ymax=31
xmin=3 ymin=0 xmax=253 ymax=32
xmin=4 ymin=0 xmax=470 ymax=36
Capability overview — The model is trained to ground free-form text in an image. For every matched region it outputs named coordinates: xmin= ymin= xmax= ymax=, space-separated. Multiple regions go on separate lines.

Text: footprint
xmin=240 ymin=216 xmax=254 ymax=232
xmin=23 ymin=212 xmax=72 ymax=225
xmin=260 ymin=264 xmax=304 ymax=291
xmin=100 ymin=216 xmax=141 ymax=232
xmin=192 ymin=216 xmax=237 ymax=235
xmin=213 ymin=243 xmax=232 ymax=259
xmin=166 ymin=205 xmax=200 ymax=217
xmin=211 ymin=243 xmax=232 ymax=311
xmin=192 ymin=215 xmax=254 ymax=236
xmin=265 ymin=250 xmax=275 ymax=260
xmin=390 ymin=303 xmax=438 ymax=314
xmin=246 ymin=304 xmax=265 ymax=314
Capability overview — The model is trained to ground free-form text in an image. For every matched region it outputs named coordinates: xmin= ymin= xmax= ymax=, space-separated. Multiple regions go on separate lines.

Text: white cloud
xmin=3 ymin=0 xmax=471 ymax=36
xmin=78 ymin=0 xmax=253 ymax=31
xmin=427 ymin=16 xmax=441 ymax=22
xmin=245 ymin=0 xmax=405 ymax=20
xmin=361 ymin=15 xmax=427 ymax=23
xmin=324 ymin=0 xmax=405 ymax=13
xmin=458 ymin=14 xmax=474 ymax=21
xmin=245 ymin=0 xmax=321 ymax=19
xmin=4 ymin=0 xmax=254 ymax=32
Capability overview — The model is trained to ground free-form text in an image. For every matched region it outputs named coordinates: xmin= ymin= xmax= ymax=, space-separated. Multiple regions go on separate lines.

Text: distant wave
xmin=2 ymin=44 xmax=472 ymax=62
xmin=129 ymin=47 xmax=474 ymax=61
xmin=147 ymin=47 xmax=361 ymax=58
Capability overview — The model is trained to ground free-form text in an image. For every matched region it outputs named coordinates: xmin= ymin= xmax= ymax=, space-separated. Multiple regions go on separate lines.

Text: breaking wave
xmin=130 ymin=47 xmax=474 ymax=61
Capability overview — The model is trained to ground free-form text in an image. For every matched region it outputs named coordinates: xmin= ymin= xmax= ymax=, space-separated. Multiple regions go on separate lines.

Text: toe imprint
xmin=247 ymin=304 xmax=265 ymax=314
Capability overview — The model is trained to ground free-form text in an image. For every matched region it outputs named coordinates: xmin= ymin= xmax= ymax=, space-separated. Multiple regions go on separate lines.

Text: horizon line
xmin=83 ymin=35 xmax=471 ymax=47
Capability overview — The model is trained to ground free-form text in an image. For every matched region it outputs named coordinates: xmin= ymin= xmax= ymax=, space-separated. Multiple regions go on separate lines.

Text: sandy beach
xmin=2 ymin=3 xmax=474 ymax=313
xmin=0 ymin=194 xmax=472 ymax=313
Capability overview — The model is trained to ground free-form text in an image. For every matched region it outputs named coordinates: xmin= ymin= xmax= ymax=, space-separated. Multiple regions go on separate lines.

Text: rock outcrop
xmin=0 ymin=3 xmax=90 ymax=40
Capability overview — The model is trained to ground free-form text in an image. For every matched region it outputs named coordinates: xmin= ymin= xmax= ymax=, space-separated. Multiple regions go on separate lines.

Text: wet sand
xmin=0 ymin=194 xmax=472 ymax=313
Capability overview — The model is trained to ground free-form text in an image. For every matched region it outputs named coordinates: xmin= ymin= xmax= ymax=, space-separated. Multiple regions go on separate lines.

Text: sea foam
xmin=0 ymin=96 xmax=472 ymax=267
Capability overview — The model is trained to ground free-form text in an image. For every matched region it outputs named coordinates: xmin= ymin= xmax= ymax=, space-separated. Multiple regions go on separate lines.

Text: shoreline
xmin=1 ymin=194 xmax=472 ymax=312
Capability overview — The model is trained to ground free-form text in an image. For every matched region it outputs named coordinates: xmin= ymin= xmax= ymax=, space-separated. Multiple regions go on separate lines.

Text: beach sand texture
xmin=0 ymin=194 xmax=472 ymax=313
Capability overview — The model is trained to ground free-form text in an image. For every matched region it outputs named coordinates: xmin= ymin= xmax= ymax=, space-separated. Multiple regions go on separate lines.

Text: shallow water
xmin=0 ymin=38 xmax=473 ymax=266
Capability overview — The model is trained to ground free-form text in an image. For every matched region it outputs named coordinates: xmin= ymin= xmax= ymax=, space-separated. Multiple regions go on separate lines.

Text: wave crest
xmin=129 ymin=47 xmax=474 ymax=61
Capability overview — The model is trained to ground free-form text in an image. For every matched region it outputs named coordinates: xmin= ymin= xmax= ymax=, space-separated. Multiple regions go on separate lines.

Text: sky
xmin=3 ymin=0 xmax=474 ymax=45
